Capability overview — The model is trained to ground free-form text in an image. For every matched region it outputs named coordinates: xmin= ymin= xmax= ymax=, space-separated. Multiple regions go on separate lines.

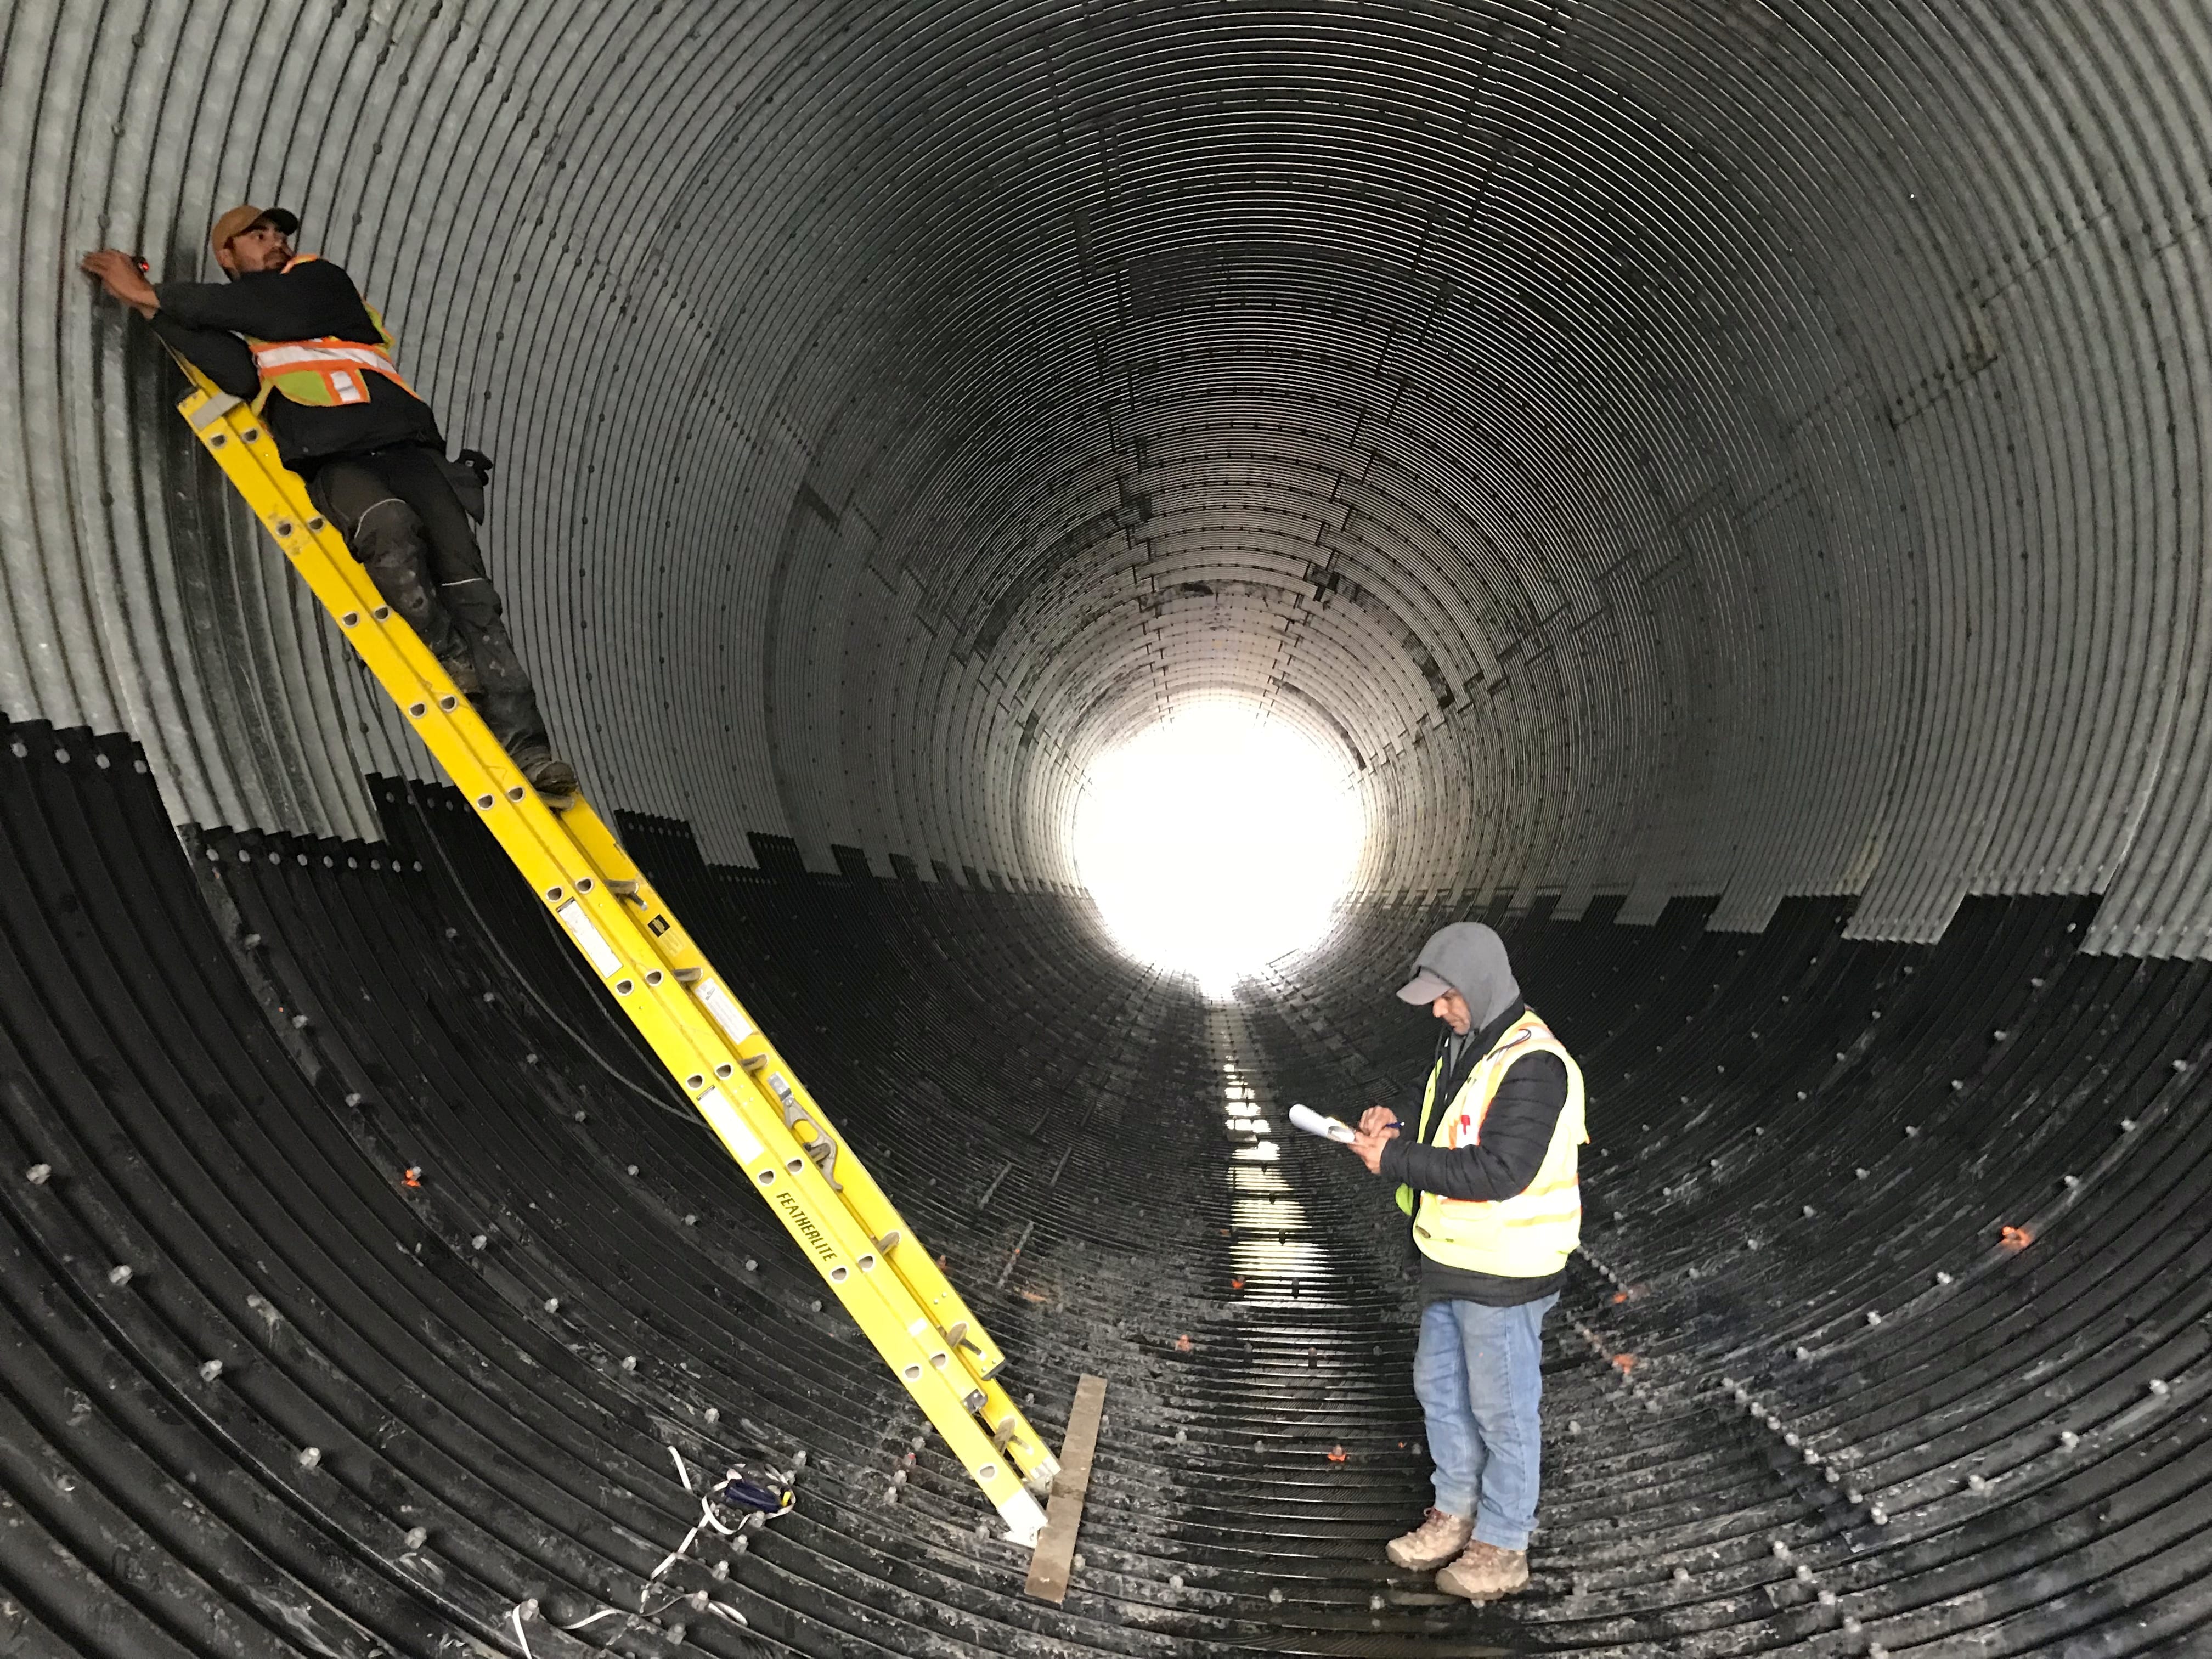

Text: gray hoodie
xmin=1399 ymin=923 xmax=1522 ymax=1061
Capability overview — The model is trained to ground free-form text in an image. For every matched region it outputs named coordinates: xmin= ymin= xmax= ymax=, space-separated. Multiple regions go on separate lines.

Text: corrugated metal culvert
xmin=3 ymin=2 xmax=2211 ymax=1654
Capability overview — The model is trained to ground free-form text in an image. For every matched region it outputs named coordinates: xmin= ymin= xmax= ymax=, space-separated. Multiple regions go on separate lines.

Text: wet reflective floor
xmin=1017 ymin=1001 xmax=1535 ymax=1654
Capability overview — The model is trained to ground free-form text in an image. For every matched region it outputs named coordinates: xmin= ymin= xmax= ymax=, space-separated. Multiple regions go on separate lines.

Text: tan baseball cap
xmin=209 ymin=204 xmax=300 ymax=257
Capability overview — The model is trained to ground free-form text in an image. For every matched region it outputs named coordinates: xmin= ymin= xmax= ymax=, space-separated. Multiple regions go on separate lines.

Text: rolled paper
xmin=1287 ymin=1103 xmax=1357 ymax=1144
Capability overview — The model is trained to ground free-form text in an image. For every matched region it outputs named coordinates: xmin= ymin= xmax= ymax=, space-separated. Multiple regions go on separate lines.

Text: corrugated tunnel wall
xmin=3 ymin=1 xmax=2210 ymax=1654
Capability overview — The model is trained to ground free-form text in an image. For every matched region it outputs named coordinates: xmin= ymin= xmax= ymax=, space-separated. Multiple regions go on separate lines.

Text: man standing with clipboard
xmin=1344 ymin=922 xmax=1587 ymax=1602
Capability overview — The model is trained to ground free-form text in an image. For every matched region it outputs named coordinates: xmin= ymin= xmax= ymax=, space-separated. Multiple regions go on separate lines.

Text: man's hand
xmin=80 ymin=250 xmax=159 ymax=317
xmin=1350 ymin=1104 xmax=1400 ymax=1175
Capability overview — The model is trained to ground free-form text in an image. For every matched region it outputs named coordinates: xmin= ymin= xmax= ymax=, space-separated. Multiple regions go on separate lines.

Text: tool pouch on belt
xmin=441 ymin=448 xmax=493 ymax=523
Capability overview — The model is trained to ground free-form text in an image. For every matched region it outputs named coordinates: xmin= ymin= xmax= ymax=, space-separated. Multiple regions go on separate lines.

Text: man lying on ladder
xmin=82 ymin=206 xmax=579 ymax=798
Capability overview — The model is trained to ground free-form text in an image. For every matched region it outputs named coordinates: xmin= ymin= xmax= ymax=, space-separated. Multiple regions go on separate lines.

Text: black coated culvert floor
xmin=3 ymin=723 xmax=2208 ymax=1656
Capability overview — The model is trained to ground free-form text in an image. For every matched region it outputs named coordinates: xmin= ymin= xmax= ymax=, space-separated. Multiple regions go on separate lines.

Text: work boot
xmin=437 ymin=652 xmax=483 ymax=696
xmin=1436 ymin=1540 xmax=1530 ymax=1601
xmin=1385 ymin=1508 xmax=1475 ymax=1571
xmin=516 ymin=751 xmax=579 ymax=799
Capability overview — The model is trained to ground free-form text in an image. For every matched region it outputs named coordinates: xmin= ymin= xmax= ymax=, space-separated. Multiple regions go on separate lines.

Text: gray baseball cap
xmin=1396 ymin=965 xmax=1454 ymax=1004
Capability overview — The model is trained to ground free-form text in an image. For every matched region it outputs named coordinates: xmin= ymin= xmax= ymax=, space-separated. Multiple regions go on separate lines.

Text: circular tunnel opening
xmin=1070 ymin=697 xmax=1366 ymax=997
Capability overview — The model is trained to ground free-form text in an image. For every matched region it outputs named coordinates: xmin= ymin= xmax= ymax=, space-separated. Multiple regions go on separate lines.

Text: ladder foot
xmin=996 ymin=1488 xmax=1048 ymax=1547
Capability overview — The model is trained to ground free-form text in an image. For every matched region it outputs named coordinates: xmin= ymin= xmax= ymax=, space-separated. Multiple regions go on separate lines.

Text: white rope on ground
xmin=647 ymin=1524 xmax=700 ymax=1583
xmin=628 ymin=1450 xmax=777 ymax=1630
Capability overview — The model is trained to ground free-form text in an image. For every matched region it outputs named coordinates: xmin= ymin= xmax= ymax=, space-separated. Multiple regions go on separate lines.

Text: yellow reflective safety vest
xmin=1393 ymin=1009 xmax=1587 ymax=1277
xmin=245 ymin=256 xmax=420 ymax=411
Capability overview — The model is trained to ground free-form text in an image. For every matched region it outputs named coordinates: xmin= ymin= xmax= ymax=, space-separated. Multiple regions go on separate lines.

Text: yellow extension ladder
xmin=167 ymin=357 xmax=1057 ymax=1543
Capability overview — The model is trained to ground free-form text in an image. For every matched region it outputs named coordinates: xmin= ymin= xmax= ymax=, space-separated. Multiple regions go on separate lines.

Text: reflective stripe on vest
xmin=244 ymin=256 xmax=417 ymax=410
xmin=1392 ymin=1011 xmax=1588 ymax=1278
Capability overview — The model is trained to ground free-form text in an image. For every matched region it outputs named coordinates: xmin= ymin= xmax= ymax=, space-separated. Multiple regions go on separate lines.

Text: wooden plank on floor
xmin=1024 ymin=1374 xmax=1108 ymax=1604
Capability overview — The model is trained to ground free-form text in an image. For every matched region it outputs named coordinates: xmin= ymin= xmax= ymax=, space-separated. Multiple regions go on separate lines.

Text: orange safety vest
xmin=1394 ymin=1010 xmax=1587 ymax=1277
xmin=245 ymin=256 xmax=419 ymax=410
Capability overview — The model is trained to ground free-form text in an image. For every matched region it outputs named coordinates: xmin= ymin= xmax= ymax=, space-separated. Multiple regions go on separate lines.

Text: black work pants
xmin=305 ymin=445 xmax=552 ymax=759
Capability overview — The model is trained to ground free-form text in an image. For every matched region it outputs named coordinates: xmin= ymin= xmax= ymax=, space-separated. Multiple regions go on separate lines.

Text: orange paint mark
xmin=1019 ymin=1289 xmax=1047 ymax=1304
xmin=1327 ymin=1446 xmax=1348 ymax=1463
xmin=1230 ymin=1277 xmax=1245 ymax=1291
xmin=1611 ymin=1353 xmax=1637 ymax=1373
xmin=1611 ymin=1290 xmax=1629 ymax=1305
xmin=402 ymin=1166 xmax=422 ymax=1189
xmin=1175 ymin=1334 xmax=1194 ymax=1353
xmin=2000 ymin=1225 xmax=2033 ymax=1251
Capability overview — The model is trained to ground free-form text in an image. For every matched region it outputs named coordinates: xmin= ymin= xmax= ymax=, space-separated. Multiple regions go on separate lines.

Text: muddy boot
xmin=476 ymin=682 xmax=573 ymax=799
xmin=514 ymin=749 xmax=579 ymax=799
xmin=1436 ymin=1541 xmax=1529 ymax=1601
xmin=1386 ymin=1508 xmax=1474 ymax=1570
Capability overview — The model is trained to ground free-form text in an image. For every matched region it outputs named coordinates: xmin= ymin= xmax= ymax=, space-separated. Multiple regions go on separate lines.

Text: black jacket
xmin=151 ymin=258 xmax=442 ymax=469
xmin=1379 ymin=997 xmax=1571 ymax=1307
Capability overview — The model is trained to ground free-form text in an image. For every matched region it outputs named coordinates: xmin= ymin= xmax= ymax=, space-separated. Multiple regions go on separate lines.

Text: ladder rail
xmin=553 ymin=800 xmax=1058 ymax=1482
xmin=167 ymin=364 xmax=1054 ymax=1540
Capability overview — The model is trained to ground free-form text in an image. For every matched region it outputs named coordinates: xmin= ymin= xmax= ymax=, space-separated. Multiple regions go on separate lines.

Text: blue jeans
xmin=1413 ymin=1293 xmax=1558 ymax=1550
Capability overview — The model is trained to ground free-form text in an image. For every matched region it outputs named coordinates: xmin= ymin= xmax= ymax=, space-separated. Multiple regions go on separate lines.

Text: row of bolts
xmin=1562 ymin=1305 xmax=1912 ymax=1655
xmin=1575 ymin=1205 xmax=2182 ymax=1656
xmin=34 ymin=1047 xmax=2186 ymax=1633
xmin=31 ymin=1159 xmax=788 ymax=1647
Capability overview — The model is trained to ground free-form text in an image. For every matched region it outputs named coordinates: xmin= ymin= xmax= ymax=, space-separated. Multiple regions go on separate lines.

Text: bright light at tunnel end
xmin=1072 ymin=699 xmax=1366 ymax=998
